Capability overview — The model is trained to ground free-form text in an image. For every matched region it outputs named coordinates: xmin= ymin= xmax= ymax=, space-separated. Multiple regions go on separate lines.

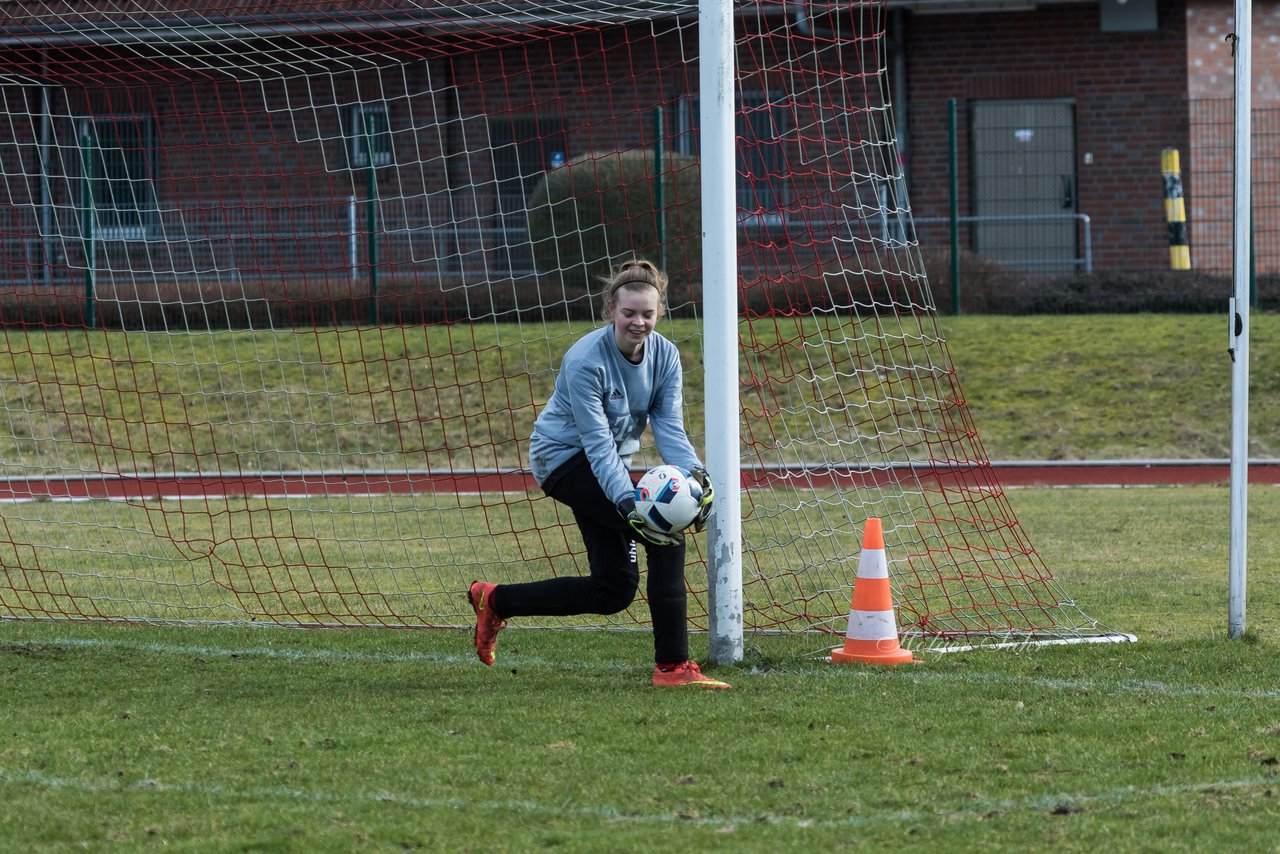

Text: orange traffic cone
xmin=829 ymin=517 xmax=915 ymax=665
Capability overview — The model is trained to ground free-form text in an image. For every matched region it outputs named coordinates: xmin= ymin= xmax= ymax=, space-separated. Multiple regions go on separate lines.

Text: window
xmin=348 ymin=105 xmax=392 ymax=168
xmin=85 ymin=115 xmax=159 ymax=239
xmin=674 ymin=91 xmax=793 ymax=220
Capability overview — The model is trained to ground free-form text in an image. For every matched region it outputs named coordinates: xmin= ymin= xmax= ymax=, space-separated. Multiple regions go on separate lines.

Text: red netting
xmin=0 ymin=1 xmax=1113 ymax=646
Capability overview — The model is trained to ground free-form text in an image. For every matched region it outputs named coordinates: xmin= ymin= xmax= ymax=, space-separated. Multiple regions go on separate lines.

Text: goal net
xmin=0 ymin=1 xmax=1122 ymax=649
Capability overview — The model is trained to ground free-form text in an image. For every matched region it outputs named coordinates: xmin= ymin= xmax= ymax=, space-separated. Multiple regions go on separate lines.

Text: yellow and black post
xmin=1161 ymin=148 xmax=1190 ymax=270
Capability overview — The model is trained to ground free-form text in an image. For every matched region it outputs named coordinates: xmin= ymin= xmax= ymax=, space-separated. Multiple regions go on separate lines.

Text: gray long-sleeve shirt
xmin=528 ymin=325 xmax=702 ymax=506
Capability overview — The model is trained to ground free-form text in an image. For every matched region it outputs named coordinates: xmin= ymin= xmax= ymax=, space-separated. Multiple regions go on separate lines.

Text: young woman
xmin=467 ymin=258 xmax=728 ymax=689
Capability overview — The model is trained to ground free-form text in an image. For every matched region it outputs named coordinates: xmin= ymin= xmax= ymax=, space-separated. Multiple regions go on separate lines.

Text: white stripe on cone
xmin=846 ymin=608 xmax=899 ymax=642
xmin=858 ymin=545 xmax=888 ymax=579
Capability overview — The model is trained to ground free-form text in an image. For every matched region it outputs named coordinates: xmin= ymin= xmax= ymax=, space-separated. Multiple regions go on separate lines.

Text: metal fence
xmin=7 ymin=98 xmax=1279 ymax=289
xmin=1189 ymin=98 xmax=1280 ymax=276
xmin=0 ymin=195 xmax=538 ymax=289
xmin=913 ymin=213 xmax=1093 ymax=274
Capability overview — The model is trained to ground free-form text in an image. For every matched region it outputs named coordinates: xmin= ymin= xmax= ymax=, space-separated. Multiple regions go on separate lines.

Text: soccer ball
xmin=634 ymin=464 xmax=703 ymax=533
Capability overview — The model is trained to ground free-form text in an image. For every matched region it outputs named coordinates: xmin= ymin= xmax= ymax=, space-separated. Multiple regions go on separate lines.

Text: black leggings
xmin=492 ymin=453 xmax=689 ymax=665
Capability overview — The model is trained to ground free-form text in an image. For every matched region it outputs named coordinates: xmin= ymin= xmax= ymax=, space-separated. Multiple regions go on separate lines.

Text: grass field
xmin=3 ymin=313 xmax=1280 ymax=850
xmin=3 ymin=484 xmax=1280 ymax=851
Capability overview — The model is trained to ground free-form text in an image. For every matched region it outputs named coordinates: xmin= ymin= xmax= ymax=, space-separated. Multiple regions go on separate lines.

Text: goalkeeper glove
xmin=689 ymin=466 xmax=715 ymax=533
xmin=616 ymin=496 xmax=683 ymax=548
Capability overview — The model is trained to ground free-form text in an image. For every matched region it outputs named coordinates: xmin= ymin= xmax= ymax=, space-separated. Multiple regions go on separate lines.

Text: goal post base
xmin=909 ymin=632 xmax=1139 ymax=655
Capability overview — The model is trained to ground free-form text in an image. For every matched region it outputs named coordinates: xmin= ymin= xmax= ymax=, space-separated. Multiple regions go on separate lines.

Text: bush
xmin=915 ymin=248 xmax=1025 ymax=314
xmin=916 ymin=248 xmax=1248 ymax=314
xmin=525 ymin=149 xmax=703 ymax=313
xmin=1009 ymin=269 xmax=1234 ymax=314
xmin=0 ymin=275 xmax=554 ymax=330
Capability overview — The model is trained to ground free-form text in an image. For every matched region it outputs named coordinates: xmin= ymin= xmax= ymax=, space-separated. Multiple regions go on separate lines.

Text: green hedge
xmin=917 ymin=248 xmax=1247 ymax=315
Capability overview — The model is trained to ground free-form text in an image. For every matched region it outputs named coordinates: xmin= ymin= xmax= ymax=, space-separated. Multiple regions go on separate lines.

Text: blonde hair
xmin=601 ymin=258 xmax=668 ymax=320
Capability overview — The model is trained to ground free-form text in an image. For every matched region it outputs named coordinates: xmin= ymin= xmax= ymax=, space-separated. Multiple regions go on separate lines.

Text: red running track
xmin=1 ymin=461 xmax=1278 ymax=501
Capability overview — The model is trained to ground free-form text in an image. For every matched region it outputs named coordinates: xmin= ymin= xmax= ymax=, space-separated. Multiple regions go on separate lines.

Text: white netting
xmin=0 ymin=1 xmax=1117 ymax=647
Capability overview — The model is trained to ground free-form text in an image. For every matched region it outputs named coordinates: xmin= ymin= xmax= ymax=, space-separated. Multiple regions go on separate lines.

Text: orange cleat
xmin=651 ymin=661 xmax=731 ymax=689
xmin=467 ymin=581 xmax=506 ymax=666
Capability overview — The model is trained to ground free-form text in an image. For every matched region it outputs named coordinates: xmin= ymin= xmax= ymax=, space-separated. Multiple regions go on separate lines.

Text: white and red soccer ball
xmin=634 ymin=465 xmax=703 ymax=533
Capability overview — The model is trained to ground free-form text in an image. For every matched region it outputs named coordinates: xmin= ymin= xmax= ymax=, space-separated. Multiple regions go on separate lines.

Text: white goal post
xmin=700 ymin=0 xmax=744 ymax=663
xmin=1228 ymin=0 xmax=1252 ymax=639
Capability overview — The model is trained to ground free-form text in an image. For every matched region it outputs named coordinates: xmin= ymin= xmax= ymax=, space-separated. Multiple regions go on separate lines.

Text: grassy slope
xmin=946 ymin=313 xmax=1280 ymax=460
xmin=2 ymin=314 xmax=1275 ymax=476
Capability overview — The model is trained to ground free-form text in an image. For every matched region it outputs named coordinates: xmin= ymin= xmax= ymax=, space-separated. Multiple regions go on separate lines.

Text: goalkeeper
xmin=467 ymin=258 xmax=727 ymax=689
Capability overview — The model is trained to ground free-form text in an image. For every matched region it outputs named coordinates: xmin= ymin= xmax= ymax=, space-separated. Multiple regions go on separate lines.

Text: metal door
xmin=970 ymin=100 xmax=1077 ymax=272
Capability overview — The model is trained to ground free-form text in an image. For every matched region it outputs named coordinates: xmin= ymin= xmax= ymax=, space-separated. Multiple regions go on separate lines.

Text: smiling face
xmin=607 ymin=285 xmax=662 ymax=361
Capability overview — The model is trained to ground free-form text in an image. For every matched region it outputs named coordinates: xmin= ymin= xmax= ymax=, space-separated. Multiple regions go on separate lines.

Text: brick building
xmin=899 ymin=0 xmax=1275 ymax=275
xmin=0 ymin=0 xmax=1274 ymax=312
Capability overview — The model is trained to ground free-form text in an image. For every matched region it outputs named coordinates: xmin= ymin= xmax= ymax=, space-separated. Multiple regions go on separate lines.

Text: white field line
xmin=781 ymin=665 xmax=1280 ymax=701
xmin=1 ymin=765 xmax=1275 ymax=831
xmin=4 ymin=634 xmax=1279 ymax=701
